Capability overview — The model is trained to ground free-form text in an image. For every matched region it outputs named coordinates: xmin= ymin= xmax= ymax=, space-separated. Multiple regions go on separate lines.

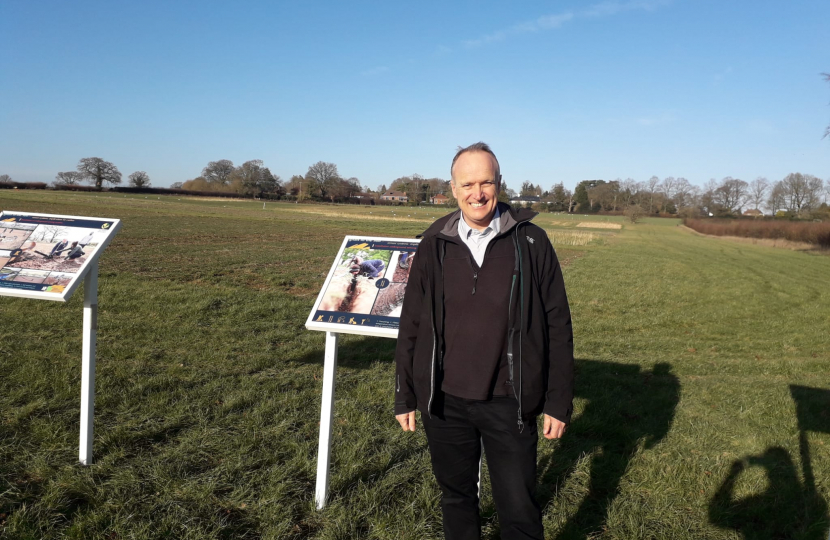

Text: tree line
xmin=565 ymin=174 xmax=829 ymax=218
xmin=5 ymin=157 xmax=828 ymax=219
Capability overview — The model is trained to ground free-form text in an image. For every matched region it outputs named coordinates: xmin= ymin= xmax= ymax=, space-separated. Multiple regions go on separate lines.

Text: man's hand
xmin=543 ymin=414 xmax=567 ymax=439
xmin=396 ymin=411 xmax=416 ymax=432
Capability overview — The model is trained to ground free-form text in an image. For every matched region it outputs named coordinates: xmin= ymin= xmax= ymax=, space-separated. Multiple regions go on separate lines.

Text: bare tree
xmin=202 ymin=159 xmax=235 ymax=186
xmin=767 ymin=181 xmax=786 ymax=215
xmin=748 ymin=177 xmax=769 ymax=211
xmin=714 ymin=177 xmax=749 ymax=213
xmin=0 ymin=174 xmax=12 ymax=183
xmin=170 ymin=182 xmax=184 ymax=189
xmin=29 ymin=225 xmax=69 ymax=243
xmin=660 ymin=176 xmax=676 ymax=212
xmin=646 ymin=175 xmax=660 ymax=213
xmin=128 ymin=171 xmax=151 ymax=188
xmin=673 ymin=177 xmax=693 ymax=208
xmin=305 ymin=161 xmax=340 ymax=200
xmin=77 ymin=157 xmax=122 ymax=189
xmin=55 ymin=171 xmax=84 ymax=185
xmin=804 ymin=174 xmax=824 ymax=210
xmin=781 ymin=172 xmax=810 ymax=213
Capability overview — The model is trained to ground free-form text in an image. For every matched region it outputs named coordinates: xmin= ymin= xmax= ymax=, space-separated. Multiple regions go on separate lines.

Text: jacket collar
xmin=419 ymin=202 xmax=535 ymax=239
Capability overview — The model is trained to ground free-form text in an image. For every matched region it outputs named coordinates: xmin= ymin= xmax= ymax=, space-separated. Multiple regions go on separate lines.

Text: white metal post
xmin=315 ymin=331 xmax=339 ymax=509
xmin=79 ymin=262 xmax=98 ymax=465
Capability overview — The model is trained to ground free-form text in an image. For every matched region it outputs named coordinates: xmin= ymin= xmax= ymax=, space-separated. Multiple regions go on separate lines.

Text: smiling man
xmin=394 ymin=142 xmax=574 ymax=539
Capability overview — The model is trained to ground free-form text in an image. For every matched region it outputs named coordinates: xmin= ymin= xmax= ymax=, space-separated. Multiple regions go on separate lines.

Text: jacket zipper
xmin=427 ymin=241 xmax=445 ymax=417
xmin=514 ymin=225 xmax=525 ymax=431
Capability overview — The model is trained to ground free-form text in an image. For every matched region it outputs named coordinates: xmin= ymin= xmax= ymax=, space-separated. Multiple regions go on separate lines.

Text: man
xmin=394 ymin=142 xmax=574 ymax=540
xmin=50 ymin=238 xmax=69 ymax=258
xmin=64 ymin=241 xmax=84 ymax=260
xmin=349 ymin=258 xmax=385 ymax=279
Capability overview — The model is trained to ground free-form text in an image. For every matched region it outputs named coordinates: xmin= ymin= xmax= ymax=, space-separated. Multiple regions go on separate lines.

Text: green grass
xmin=0 ymin=192 xmax=828 ymax=539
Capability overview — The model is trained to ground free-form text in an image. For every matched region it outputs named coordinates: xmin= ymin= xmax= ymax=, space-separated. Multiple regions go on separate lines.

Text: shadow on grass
xmin=708 ymin=385 xmax=830 ymax=540
xmin=525 ymin=360 xmax=680 ymax=540
xmin=295 ymin=335 xmax=396 ymax=370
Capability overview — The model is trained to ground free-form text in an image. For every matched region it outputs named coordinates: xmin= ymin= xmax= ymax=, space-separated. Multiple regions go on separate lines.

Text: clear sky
xmin=1 ymin=0 xmax=828 ymax=192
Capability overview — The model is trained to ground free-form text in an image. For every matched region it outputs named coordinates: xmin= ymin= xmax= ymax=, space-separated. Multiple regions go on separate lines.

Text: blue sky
xmin=1 ymin=0 xmax=828 ymax=192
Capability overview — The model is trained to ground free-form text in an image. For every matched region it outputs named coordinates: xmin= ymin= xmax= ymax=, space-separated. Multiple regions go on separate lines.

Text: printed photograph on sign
xmin=0 ymin=268 xmax=19 ymax=281
xmin=5 ymin=225 xmax=106 ymax=273
xmin=389 ymin=251 xmax=415 ymax=282
xmin=42 ymin=271 xmax=74 ymax=292
xmin=317 ymin=245 xmax=392 ymax=314
xmin=306 ymin=236 xmax=421 ymax=336
xmin=0 ymin=223 xmax=36 ymax=250
xmin=0 ymin=212 xmax=121 ymax=302
xmin=12 ymin=269 xmax=51 ymax=284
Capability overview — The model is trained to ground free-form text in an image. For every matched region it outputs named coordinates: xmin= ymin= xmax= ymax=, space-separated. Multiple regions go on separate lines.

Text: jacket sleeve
xmin=539 ymin=235 xmax=575 ymax=423
xmin=393 ymin=244 xmax=427 ymax=415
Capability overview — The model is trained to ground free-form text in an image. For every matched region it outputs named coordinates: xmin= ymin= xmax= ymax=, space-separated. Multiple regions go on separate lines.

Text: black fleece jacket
xmin=394 ymin=203 xmax=575 ymax=425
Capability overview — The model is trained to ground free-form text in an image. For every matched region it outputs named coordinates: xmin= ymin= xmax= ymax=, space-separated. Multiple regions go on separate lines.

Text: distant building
xmin=743 ymin=209 xmax=764 ymax=217
xmin=431 ymin=193 xmax=449 ymax=204
xmin=381 ymin=190 xmax=408 ymax=202
xmin=509 ymin=196 xmax=540 ymax=206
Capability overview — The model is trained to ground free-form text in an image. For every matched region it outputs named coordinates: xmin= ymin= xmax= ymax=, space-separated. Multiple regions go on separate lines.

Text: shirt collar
xmin=458 ymin=207 xmax=501 ymax=239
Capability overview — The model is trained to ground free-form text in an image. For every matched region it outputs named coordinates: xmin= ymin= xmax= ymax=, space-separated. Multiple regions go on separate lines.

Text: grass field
xmin=0 ymin=191 xmax=828 ymax=540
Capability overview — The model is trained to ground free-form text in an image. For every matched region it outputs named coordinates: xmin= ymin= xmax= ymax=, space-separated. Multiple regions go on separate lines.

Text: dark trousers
xmin=422 ymin=393 xmax=543 ymax=540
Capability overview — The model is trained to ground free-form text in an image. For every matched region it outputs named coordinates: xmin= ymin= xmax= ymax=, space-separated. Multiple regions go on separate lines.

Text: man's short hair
xmin=450 ymin=142 xmax=501 ymax=183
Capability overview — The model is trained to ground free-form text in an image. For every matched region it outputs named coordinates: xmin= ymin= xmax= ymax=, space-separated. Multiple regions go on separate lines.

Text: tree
xmin=588 ymin=180 xmax=620 ymax=212
xmin=306 ymin=161 xmax=340 ymax=200
xmin=181 ymin=177 xmax=210 ymax=191
xmin=781 ymin=172 xmax=810 ymax=213
xmin=128 ymin=171 xmax=151 ymax=188
xmin=55 ymin=171 xmax=84 ymax=185
xmin=202 ymin=159 xmax=235 ymax=186
xmin=549 ymin=182 xmax=572 ymax=212
xmin=804 ymin=174 xmax=825 ymax=211
xmin=625 ymin=204 xmax=645 ymax=224
xmin=659 ymin=176 xmax=676 ymax=212
xmin=673 ymin=177 xmax=694 ymax=209
xmin=708 ymin=177 xmax=748 ymax=215
xmin=231 ymin=160 xmax=281 ymax=197
xmin=767 ymin=181 xmax=787 ymax=215
xmin=574 ymin=180 xmax=605 ymax=212
xmin=0 ymin=174 xmax=12 ymax=183
xmin=748 ymin=177 xmax=769 ymax=211
xmin=170 ymin=182 xmax=183 ymax=189
xmin=520 ymin=181 xmax=537 ymax=197
xmin=77 ymin=157 xmax=122 ymax=189
xmin=646 ymin=176 xmax=660 ymax=213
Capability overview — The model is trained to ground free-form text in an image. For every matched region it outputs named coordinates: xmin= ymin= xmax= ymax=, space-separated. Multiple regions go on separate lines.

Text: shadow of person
xmin=709 ymin=446 xmax=828 ymax=540
xmin=531 ymin=360 xmax=680 ymax=540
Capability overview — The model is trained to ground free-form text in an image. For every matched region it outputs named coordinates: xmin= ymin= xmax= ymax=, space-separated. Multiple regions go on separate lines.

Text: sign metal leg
xmin=315 ymin=331 xmax=339 ymax=509
xmin=79 ymin=262 xmax=98 ymax=465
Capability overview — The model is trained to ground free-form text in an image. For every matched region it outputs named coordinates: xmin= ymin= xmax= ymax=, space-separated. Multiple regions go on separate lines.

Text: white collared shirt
xmin=457 ymin=207 xmax=501 ymax=267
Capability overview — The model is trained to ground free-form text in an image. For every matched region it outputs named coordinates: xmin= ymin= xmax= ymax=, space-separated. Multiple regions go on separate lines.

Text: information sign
xmin=0 ymin=211 xmax=121 ymax=301
xmin=305 ymin=235 xmax=421 ymax=509
xmin=0 ymin=210 xmax=121 ymax=466
xmin=305 ymin=235 xmax=421 ymax=338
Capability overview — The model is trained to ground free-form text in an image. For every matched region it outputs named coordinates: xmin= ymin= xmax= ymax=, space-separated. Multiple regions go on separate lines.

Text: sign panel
xmin=305 ymin=236 xmax=421 ymax=338
xmin=0 ymin=211 xmax=121 ymax=302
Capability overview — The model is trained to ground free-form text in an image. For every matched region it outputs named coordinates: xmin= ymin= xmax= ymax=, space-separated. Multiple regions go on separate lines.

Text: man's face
xmin=451 ymin=151 xmax=501 ymax=230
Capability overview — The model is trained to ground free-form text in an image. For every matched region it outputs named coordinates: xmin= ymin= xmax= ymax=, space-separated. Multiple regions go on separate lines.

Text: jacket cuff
xmin=395 ymin=400 xmax=417 ymax=416
xmin=543 ymin=402 xmax=573 ymax=424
